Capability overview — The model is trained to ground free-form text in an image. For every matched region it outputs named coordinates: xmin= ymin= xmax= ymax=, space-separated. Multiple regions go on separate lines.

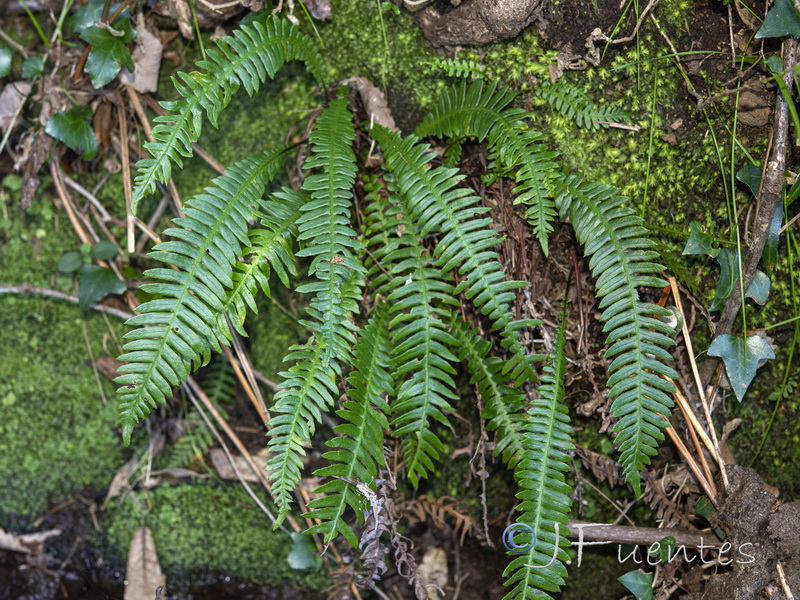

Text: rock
xmin=415 ymin=0 xmax=544 ymax=47
xmin=737 ymin=89 xmax=771 ymax=127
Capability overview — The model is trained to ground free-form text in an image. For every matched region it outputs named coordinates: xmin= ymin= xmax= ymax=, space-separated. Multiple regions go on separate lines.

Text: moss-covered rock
xmin=0 ymin=180 xmax=127 ymax=524
xmin=104 ymin=482 xmax=329 ymax=589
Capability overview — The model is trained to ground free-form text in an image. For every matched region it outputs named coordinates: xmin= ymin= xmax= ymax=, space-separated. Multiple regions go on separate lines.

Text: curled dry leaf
xmin=0 ymin=527 xmax=61 ymax=555
xmin=417 ymin=547 xmax=448 ymax=598
xmin=343 ymin=76 xmax=397 ymax=131
xmin=124 ymin=527 xmax=166 ymax=600
xmin=0 ymin=81 xmax=32 ymax=133
xmin=120 ymin=19 xmax=163 ymax=93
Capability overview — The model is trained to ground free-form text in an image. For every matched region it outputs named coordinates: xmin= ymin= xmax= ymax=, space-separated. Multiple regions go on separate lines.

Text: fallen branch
xmin=0 ymin=283 xmax=134 ymax=321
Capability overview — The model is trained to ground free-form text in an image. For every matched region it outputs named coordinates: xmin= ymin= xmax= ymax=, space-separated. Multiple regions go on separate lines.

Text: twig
xmin=777 ymin=561 xmax=796 ymax=600
xmin=606 ymin=0 xmax=660 ymax=45
xmin=669 ymin=277 xmax=729 ymax=490
xmin=116 ymin=90 xmax=135 ymax=254
xmin=660 ymin=413 xmax=718 ymax=507
xmin=565 ymin=520 xmax=724 ymax=549
xmin=0 ymin=283 xmax=134 ymax=321
xmin=184 ymin=379 xmax=285 ymax=529
xmin=62 ymin=175 xmax=114 ymax=223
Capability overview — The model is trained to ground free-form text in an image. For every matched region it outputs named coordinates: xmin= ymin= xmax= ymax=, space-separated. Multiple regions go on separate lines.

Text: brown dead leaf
xmin=125 ymin=527 xmax=166 ymax=600
xmin=0 ymin=81 xmax=31 ymax=133
xmin=343 ymin=76 xmax=397 ymax=132
xmin=167 ymin=0 xmax=194 ymax=39
xmin=417 ymin=547 xmax=447 ymax=598
xmin=208 ymin=446 xmax=272 ymax=481
xmin=0 ymin=527 xmax=61 ymax=555
xmin=120 ymin=18 xmax=163 ymax=93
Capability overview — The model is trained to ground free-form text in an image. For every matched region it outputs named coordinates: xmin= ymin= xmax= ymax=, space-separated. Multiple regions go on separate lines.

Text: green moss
xmin=314 ymin=0 xmax=444 ymax=127
xmin=104 ymin=482 xmax=328 ymax=588
xmin=0 ymin=183 xmax=127 ymax=524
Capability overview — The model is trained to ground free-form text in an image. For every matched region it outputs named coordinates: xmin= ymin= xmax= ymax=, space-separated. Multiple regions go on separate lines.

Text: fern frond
xmin=451 ymin=316 xmax=529 ymax=469
xmin=537 ymin=81 xmax=629 ymax=130
xmin=220 ymin=187 xmax=306 ymax=338
xmin=503 ymin=308 xmax=572 ymax=600
xmin=556 ymin=175 xmax=677 ymax=495
xmin=427 ymin=57 xmax=485 ymax=79
xmin=305 ymin=306 xmax=393 ymax=546
xmin=131 ymin=16 xmax=326 ymax=213
xmin=116 ymin=148 xmax=285 ymax=445
xmin=296 ymin=92 xmax=365 ymax=365
xmin=415 ymin=80 xmax=559 ymax=255
xmin=266 ymin=339 xmax=338 ymax=522
xmin=371 ymin=125 xmax=537 ymax=385
xmin=266 ymin=94 xmax=365 ymax=524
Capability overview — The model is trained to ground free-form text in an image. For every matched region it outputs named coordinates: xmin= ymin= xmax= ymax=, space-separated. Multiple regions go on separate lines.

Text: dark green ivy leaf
xmin=77 ymin=265 xmax=126 ymax=310
xmin=683 ymin=221 xmax=718 ymax=257
xmin=0 ymin=47 xmax=11 ymax=78
xmin=708 ymin=333 xmax=775 ymax=402
xmin=67 ymin=0 xmax=128 ymax=34
xmin=58 ymin=251 xmax=83 ymax=273
xmin=287 ymin=532 xmax=321 ymax=570
xmin=764 ymin=55 xmax=785 ymax=75
xmin=91 ymin=240 xmax=119 ymax=260
xmin=618 ymin=570 xmax=653 ymax=600
xmin=656 ymin=536 xmax=676 ymax=563
xmin=756 ymin=0 xmax=800 ymax=39
xmin=45 ymin=106 xmax=98 ymax=160
xmin=21 ymin=55 xmax=43 ymax=79
xmin=736 ymin=165 xmax=762 ymax=197
xmin=710 ymin=248 xmax=738 ymax=312
xmin=746 ymin=270 xmax=771 ymax=305
xmin=80 ymin=23 xmax=135 ymax=88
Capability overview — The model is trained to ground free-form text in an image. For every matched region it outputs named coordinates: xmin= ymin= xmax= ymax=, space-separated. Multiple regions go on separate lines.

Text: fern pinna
xmin=115 ymin=13 xmax=678 ymax=595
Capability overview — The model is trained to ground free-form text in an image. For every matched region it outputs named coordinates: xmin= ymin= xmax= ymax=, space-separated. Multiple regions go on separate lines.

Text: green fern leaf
xmin=451 ymin=316 xmax=534 ymax=469
xmin=371 ymin=125 xmax=538 ymax=385
xmin=220 ymin=186 xmax=305 ymax=338
xmin=427 ymin=57 xmax=485 ymax=79
xmin=556 ymin=175 xmax=677 ymax=495
xmin=296 ymin=92 xmax=365 ymax=365
xmin=131 ymin=16 xmax=326 ymax=213
xmin=266 ymin=94 xmax=365 ymax=523
xmin=503 ymin=308 xmax=572 ymax=600
xmin=266 ymin=339 xmax=337 ymax=522
xmin=537 ymin=81 xmax=629 ymax=130
xmin=116 ymin=147 xmax=286 ymax=445
xmin=415 ymin=80 xmax=559 ymax=255
xmin=305 ymin=306 xmax=393 ymax=546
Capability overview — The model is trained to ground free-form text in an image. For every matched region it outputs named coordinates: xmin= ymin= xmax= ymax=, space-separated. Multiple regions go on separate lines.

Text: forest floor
xmin=1 ymin=0 xmax=800 ymax=599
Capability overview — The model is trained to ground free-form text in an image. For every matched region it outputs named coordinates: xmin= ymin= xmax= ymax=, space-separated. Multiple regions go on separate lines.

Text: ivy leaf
xmin=618 ymin=570 xmax=653 ymax=600
xmin=77 ymin=265 xmax=126 ymax=310
xmin=0 ymin=47 xmax=11 ymax=78
xmin=80 ymin=23 xmax=135 ymax=88
xmin=21 ymin=55 xmax=43 ymax=79
xmin=708 ymin=334 xmax=775 ymax=402
xmin=58 ymin=251 xmax=83 ymax=273
xmin=287 ymin=532 xmax=321 ymax=570
xmin=746 ymin=270 xmax=771 ymax=305
xmin=91 ymin=240 xmax=119 ymax=260
xmin=762 ymin=203 xmax=782 ymax=272
xmin=45 ymin=106 xmax=98 ymax=160
xmin=656 ymin=536 xmax=676 ymax=563
xmin=683 ymin=221 xmax=718 ymax=257
xmin=709 ymin=248 xmax=738 ymax=312
xmin=756 ymin=0 xmax=800 ymax=39
xmin=736 ymin=165 xmax=762 ymax=197
xmin=67 ymin=0 xmax=129 ymax=34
